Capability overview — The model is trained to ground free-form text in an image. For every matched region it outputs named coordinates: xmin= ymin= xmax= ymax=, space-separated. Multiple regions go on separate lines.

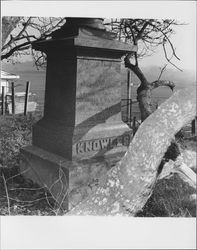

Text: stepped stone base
xmin=20 ymin=146 xmax=70 ymax=210
xmin=20 ymin=138 xmax=131 ymax=210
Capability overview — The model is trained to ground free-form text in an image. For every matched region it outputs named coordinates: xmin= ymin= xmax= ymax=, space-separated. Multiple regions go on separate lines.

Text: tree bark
xmin=124 ymin=54 xmax=175 ymax=122
xmin=137 ymin=80 xmax=175 ymax=122
xmin=68 ymin=87 xmax=196 ymax=216
xmin=137 ymin=87 xmax=153 ymax=122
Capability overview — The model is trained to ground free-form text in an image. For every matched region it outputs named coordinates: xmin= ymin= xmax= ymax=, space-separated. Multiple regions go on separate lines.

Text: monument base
xmin=20 ymin=146 xmax=70 ymax=210
xmin=20 ymin=124 xmax=132 ymax=211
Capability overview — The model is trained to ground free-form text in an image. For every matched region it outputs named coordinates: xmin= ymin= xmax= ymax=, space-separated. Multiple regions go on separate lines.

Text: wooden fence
xmin=0 ymin=81 xmax=31 ymax=116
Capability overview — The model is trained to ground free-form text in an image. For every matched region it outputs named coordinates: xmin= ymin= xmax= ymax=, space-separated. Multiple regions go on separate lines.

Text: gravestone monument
xmin=21 ymin=18 xmax=137 ymax=210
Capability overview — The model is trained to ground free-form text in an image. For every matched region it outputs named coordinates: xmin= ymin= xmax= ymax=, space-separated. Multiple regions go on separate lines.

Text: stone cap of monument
xmin=64 ymin=18 xmax=106 ymax=30
xmin=33 ymin=18 xmax=137 ymax=54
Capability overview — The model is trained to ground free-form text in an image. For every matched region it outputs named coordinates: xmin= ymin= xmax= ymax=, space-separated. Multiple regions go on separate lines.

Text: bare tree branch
xmin=1 ymin=41 xmax=31 ymax=60
xmin=162 ymin=41 xmax=183 ymax=71
xmin=2 ymin=173 xmax=11 ymax=215
xmin=147 ymin=20 xmax=181 ymax=61
xmin=150 ymin=80 xmax=175 ymax=91
xmin=136 ymin=20 xmax=153 ymax=41
xmin=157 ymin=64 xmax=168 ymax=81
xmin=1 ymin=16 xmax=66 ymax=66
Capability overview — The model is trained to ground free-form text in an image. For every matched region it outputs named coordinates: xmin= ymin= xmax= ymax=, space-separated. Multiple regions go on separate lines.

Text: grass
xmin=136 ymin=174 xmax=196 ymax=217
xmin=0 ymin=113 xmax=196 ymax=216
xmin=0 ymin=112 xmax=56 ymax=215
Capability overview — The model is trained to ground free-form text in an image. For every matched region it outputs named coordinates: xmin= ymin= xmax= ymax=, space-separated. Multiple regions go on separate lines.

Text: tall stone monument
xmin=21 ymin=18 xmax=137 ymax=210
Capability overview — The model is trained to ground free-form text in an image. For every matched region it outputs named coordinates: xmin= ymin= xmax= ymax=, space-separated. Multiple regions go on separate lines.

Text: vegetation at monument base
xmin=0 ymin=113 xmax=196 ymax=216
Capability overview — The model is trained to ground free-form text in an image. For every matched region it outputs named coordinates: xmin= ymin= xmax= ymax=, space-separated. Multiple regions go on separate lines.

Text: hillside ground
xmin=0 ymin=113 xmax=196 ymax=216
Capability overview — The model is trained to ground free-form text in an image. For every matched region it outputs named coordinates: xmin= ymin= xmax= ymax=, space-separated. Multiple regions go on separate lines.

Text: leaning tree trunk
xmin=68 ymin=87 xmax=196 ymax=216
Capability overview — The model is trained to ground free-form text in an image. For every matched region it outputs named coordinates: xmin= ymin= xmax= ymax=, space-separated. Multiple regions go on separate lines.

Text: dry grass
xmin=136 ymin=174 xmax=196 ymax=217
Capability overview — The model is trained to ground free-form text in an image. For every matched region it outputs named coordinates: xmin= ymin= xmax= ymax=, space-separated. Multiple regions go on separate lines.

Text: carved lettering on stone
xmin=75 ymin=134 xmax=132 ymax=154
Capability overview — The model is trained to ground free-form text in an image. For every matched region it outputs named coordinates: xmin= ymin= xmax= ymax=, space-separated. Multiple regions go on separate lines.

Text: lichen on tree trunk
xmin=68 ymin=87 xmax=196 ymax=216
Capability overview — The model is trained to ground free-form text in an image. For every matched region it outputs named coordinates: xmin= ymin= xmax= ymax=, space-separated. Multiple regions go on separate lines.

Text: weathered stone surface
xmin=21 ymin=146 xmax=70 ymax=210
xmin=159 ymin=156 xmax=196 ymax=187
xmin=180 ymin=149 xmax=196 ymax=173
xmin=68 ymin=87 xmax=196 ymax=215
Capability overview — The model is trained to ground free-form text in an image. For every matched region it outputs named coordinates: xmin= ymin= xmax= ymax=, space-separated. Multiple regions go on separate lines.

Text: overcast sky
xmin=140 ymin=20 xmax=196 ymax=71
xmin=1 ymin=1 xmax=196 ymax=72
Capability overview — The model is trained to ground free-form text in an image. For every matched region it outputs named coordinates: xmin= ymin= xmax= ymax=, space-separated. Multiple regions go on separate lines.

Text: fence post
xmin=129 ymin=84 xmax=132 ymax=124
xmin=1 ymin=86 xmax=5 ymax=115
xmin=11 ymin=82 xmax=15 ymax=115
xmin=24 ymin=81 xmax=30 ymax=116
xmin=132 ymin=116 xmax=137 ymax=136
xmin=127 ymin=69 xmax=130 ymax=124
xmin=191 ymin=119 xmax=195 ymax=136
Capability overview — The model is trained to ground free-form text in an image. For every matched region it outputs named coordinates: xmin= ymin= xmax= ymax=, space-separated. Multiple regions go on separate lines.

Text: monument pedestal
xmin=20 ymin=18 xmax=137 ymax=210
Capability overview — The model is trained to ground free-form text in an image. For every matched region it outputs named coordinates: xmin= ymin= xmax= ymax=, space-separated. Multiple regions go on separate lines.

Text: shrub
xmin=0 ymin=113 xmax=41 ymax=169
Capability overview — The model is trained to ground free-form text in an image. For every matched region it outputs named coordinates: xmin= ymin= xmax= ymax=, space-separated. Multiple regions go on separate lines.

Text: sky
xmin=140 ymin=20 xmax=196 ymax=71
xmin=1 ymin=1 xmax=196 ymax=72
